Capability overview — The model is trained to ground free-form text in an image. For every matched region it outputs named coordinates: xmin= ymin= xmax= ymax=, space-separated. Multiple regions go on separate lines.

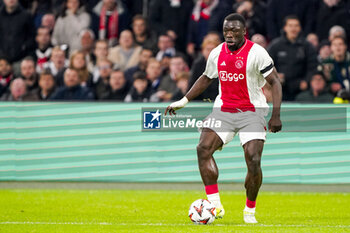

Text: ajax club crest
xmin=235 ymin=60 xmax=244 ymax=69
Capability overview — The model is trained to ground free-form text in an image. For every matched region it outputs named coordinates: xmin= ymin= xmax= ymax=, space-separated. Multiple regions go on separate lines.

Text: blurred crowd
xmin=0 ymin=0 xmax=349 ymax=103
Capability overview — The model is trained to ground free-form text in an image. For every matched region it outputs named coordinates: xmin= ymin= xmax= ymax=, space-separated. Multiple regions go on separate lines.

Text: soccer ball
xmin=188 ymin=199 xmax=216 ymax=225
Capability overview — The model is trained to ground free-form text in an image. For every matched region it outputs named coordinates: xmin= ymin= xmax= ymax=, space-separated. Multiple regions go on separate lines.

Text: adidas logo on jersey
xmin=220 ymin=61 xmax=226 ymax=66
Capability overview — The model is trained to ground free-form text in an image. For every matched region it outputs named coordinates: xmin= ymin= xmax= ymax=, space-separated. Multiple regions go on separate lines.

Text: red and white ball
xmin=188 ymin=199 xmax=216 ymax=225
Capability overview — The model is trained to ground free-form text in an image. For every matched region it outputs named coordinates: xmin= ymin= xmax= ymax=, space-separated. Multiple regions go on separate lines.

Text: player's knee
xmin=246 ymin=149 xmax=261 ymax=174
xmin=250 ymin=155 xmax=261 ymax=167
xmin=197 ymin=142 xmax=214 ymax=159
xmin=248 ymin=156 xmax=261 ymax=174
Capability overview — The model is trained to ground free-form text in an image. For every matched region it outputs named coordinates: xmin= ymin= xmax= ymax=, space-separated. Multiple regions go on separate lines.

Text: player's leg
xmin=243 ymin=139 xmax=264 ymax=223
xmin=244 ymin=139 xmax=264 ymax=202
xmin=197 ymin=128 xmax=225 ymax=218
xmin=197 ymin=128 xmax=223 ymax=185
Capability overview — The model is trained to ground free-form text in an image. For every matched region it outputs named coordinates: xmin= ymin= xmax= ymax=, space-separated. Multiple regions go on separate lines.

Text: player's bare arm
xmin=164 ymin=75 xmax=213 ymax=116
xmin=265 ymin=68 xmax=282 ymax=133
xmin=185 ymin=75 xmax=213 ymax=101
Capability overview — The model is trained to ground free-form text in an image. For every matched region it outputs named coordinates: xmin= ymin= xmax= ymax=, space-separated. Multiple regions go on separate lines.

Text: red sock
xmin=205 ymin=184 xmax=219 ymax=195
xmin=246 ymin=198 xmax=256 ymax=208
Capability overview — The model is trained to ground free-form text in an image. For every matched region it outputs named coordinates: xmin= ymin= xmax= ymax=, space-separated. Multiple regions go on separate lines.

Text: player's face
xmin=223 ymin=20 xmax=246 ymax=50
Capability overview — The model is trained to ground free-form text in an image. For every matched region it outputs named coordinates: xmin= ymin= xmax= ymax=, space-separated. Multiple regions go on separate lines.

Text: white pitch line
xmin=0 ymin=222 xmax=349 ymax=228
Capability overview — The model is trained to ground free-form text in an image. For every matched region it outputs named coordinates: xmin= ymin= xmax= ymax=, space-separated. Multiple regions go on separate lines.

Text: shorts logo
xmin=143 ymin=109 xmax=161 ymax=129
xmin=235 ymin=60 xmax=244 ymax=69
xmin=219 ymin=71 xmax=245 ymax=82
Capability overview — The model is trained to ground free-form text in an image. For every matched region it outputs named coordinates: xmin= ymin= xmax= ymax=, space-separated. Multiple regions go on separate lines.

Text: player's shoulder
xmin=249 ymin=41 xmax=268 ymax=54
xmin=215 ymin=42 xmax=225 ymax=51
xmin=208 ymin=43 xmax=225 ymax=59
xmin=248 ymin=41 xmax=271 ymax=60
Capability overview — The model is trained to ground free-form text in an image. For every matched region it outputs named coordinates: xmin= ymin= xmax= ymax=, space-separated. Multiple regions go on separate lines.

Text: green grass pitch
xmin=0 ymin=189 xmax=349 ymax=233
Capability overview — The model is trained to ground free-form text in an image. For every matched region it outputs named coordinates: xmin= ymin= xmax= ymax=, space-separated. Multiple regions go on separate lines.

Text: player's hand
xmin=164 ymin=97 xmax=189 ymax=116
xmin=268 ymin=116 xmax=282 ymax=133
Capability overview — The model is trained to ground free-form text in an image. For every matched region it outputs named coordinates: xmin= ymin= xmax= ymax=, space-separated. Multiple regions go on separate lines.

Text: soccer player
xmin=165 ymin=13 xmax=282 ymax=223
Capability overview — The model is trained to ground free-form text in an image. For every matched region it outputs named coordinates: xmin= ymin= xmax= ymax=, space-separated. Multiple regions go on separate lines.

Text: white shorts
xmin=201 ymin=109 xmax=267 ymax=147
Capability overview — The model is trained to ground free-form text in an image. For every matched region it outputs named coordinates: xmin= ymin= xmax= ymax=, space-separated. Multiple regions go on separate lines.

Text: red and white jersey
xmin=203 ymin=40 xmax=273 ymax=112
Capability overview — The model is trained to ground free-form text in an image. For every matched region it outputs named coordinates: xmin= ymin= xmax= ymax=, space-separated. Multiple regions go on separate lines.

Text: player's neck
xmin=227 ymin=39 xmax=245 ymax=52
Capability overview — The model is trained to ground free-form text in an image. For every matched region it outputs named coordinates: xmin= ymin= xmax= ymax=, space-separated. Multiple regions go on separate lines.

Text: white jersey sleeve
xmin=252 ymin=44 xmax=274 ymax=78
xmin=202 ymin=44 xmax=222 ymax=79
